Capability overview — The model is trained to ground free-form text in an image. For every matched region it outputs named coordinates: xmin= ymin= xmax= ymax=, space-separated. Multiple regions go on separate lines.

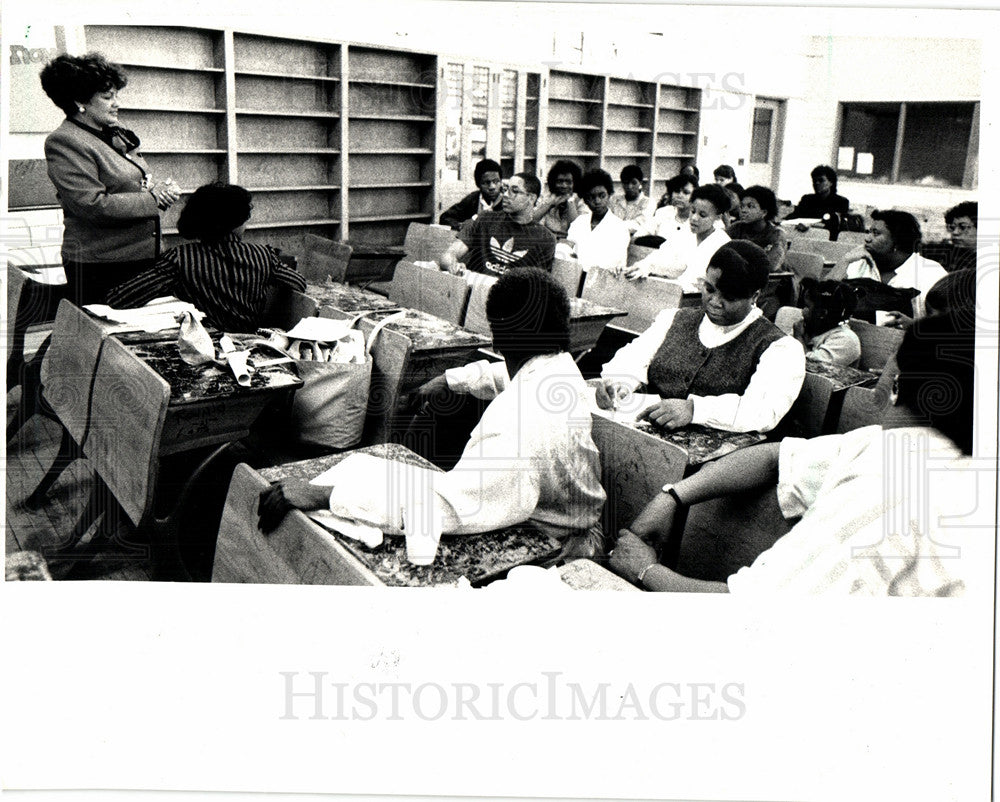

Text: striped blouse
xmin=106 ymin=232 xmax=307 ymax=332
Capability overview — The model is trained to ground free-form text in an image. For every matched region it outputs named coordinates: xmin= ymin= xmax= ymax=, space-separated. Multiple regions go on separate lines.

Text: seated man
xmin=609 ymin=308 xmax=980 ymax=596
xmin=595 ymin=241 xmax=805 ymax=433
xmin=258 ymin=268 xmax=606 ymax=557
xmin=608 ymin=164 xmax=650 ymax=235
xmin=439 ymin=173 xmax=555 ymax=276
xmin=106 ymin=183 xmax=306 ymax=332
xmin=438 ymin=158 xmax=503 ymax=230
xmin=565 ymin=168 xmax=630 ymax=274
xmin=843 ymin=209 xmax=946 ymax=323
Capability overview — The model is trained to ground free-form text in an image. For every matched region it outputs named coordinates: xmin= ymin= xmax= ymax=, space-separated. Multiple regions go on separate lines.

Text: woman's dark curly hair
xmin=40 ymin=52 xmax=128 ymax=117
xmin=799 ymin=278 xmax=858 ymax=335
xmin=177 ymin=183 xmax=254 ymax=242
xmin=546 ymin=160 xmax=583 ymax=194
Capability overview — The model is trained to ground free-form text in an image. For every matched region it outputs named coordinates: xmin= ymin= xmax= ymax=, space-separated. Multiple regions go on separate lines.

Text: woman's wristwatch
xmin=661 ymin=483 xmax=686 ymax=507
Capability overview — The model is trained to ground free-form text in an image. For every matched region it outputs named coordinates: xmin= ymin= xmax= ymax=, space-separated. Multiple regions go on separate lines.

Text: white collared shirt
xmin=565 ymin=210 xmax=630 ymax=273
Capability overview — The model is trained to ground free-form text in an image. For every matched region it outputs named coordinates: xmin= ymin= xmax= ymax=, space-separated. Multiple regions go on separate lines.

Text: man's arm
xmin=439 ymin=191 xmax=478 ymax=230
xmin=439 ymin=240 xmax=470 ymax=274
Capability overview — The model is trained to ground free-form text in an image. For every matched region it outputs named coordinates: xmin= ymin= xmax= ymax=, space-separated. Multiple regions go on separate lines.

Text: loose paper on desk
xmin=85 ymin=296 xmax=205 ymax=333
xmin=286 ymin=316 xmax=358 ymax=342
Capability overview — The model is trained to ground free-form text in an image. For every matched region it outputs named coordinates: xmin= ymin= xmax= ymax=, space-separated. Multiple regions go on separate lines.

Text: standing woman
xmin=40 ymin=52 xmax=181 ymax=305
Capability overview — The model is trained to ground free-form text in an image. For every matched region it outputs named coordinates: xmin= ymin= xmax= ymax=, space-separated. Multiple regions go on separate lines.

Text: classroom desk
xmin=805 ymin=359 xmax=880 ymax=392
xmin=632 ymin=421 xmax=768 ymax=467
xmin=567 ymin=297 xmax=626 ymax=355
xmin=305 ymin=281 xmax=401 ymax=314
xmin=213 ymin=442 xmax=593 ymax=588
xmin=787 ymin=359 xmax=880 ymax=437
xmin=36 ymin=301 xmax=301 ymax=578
xmin=341 ymin=241 xmax=406 ymax=284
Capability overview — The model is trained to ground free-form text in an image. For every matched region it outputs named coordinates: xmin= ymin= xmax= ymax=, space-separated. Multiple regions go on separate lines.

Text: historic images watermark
xmin=279 ymin=670 xmax=747 ymax=722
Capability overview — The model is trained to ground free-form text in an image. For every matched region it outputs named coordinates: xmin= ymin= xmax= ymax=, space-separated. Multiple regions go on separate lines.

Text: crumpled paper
xmin=177 ymin=310 xmax=216 ymax=366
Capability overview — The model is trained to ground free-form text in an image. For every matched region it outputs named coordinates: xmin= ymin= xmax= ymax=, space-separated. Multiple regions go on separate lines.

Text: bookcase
xmin=8 ymin=25 xmax=701 ymax=254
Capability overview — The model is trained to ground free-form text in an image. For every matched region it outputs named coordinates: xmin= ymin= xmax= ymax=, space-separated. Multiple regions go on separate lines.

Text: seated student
xmin=924 ymin=267 xmax=977 ymax=317
xmin=608 ymin=164 xmax=650 ymax=235
xmin=726 ymin=185 xmax=787 ymax=272
xmin=609 ymin=308 xmax=978 ymax=596
xmin=257 ymin=267 xmax=606 ymax=557
xmin=439 ymin=172 xmax=555 ymax=276
xmin=533 ymin=159 xmax=587 ymax=239
xmin=105 ymin=183 xmax=306 ymax=332
xmin=438 ymin=158 xmax=503 ymax=230
xmin=791 ymin=278 xmax=862 ymax=367
xmin=713 ymin=164 xmax=737 ymax=186
xmin=785 ymin=165 xmax=850 ymax=223
xmin=844 ymin=209 xmax=947 ymax=323
xmin=565 ymin=168 xmax=630 ymax=274
xmin=595 ymin=241 xmax=805 ymax=433
xmin=921 ymin=201 xmax=978 ymax=273
xmin=626 ymin=184 xmax=732 ymax=288
xmin=635 ymin=173 xmax=698 ymax=247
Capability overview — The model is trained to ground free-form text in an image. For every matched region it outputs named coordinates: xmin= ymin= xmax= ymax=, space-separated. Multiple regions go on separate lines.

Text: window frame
xmin=834 ymin=100 xmax=979 ymax=190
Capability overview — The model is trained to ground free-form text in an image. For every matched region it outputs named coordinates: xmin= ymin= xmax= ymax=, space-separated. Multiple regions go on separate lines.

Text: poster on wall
xmin=9 ymin=24 xmax=66 ymax=132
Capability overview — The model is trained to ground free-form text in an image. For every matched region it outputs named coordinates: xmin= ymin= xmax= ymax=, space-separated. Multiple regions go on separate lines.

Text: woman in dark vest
xmin=593 ymin=241 xmax=805 ymax=432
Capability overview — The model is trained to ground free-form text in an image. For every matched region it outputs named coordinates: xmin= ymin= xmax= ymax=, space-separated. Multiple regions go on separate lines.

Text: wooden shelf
xmin=350 ymin=148 xmax=433 ymax=155
xmin=246 ymin=185 xmax=341 ymax=193
xmin=607 ymin=126 xmax=654 ymax=133
xmin=124 ymin=106 xmax=224 ymax=114
xmin=236 ymin=109 xmax=340 ymax=119
xmin=349 ymin=213 xmax=433 ymax=223
xmin=658 ymin=130 xmax=699 ymax=136
xmin=237 ymin=148 xmax=340 ymax=154
xmin=245 ymin=218 xmax=341 ymax=230
xmin=119 ymin=61 xmax=224 ymax=74
xmin=548 ymin=96 xmax=603 ymax=105
xmin=349 ymin=113 xmax=435 ymax=122
xmin=657 ymin=153 xmax=697 ymax=159
xmin=607 ymin=101 xmax=655 ymax=109
xmin=605 ymin=152 xmax=653 ymax=158
xmin=548 ymin=151 xmax=599 ymax=157
xmin=350 ymin=182 xmax=433 ymax=190
xmin=548 ymin=124 xmax=601 ymax=130
xmin=658 ymin=105 xmax=700 ymax=113
xmin=348 ymin=78 xmax=435 ymax=89
xmin=142 ymin=148 xmax=226 ymax=155
xmin=235 ymin=69 xmax=340 ymax=83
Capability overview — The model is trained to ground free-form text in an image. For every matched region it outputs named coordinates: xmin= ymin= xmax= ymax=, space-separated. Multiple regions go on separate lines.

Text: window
xmin=837 ymin=101 xmax=978 ymax=188
xmin=749 ymin=106 xmax=773 ymax=164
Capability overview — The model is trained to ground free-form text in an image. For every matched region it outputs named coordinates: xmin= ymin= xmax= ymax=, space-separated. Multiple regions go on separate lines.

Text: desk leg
xmin=42 ymin=477 xmax=127 ymax=579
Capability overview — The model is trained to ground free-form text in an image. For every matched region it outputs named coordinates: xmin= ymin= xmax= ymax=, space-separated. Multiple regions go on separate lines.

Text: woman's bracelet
xmin=637 ymin=562 xmax=659 ymax=585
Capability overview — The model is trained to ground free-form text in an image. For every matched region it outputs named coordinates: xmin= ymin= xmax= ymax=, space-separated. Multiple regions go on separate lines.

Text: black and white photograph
xmin=2 ymin=0 xmax=998 ymax=800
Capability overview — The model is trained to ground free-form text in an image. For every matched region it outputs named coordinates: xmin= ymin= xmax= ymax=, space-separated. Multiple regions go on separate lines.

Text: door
xmin=742 ymin=97 xmax=785 ymax=189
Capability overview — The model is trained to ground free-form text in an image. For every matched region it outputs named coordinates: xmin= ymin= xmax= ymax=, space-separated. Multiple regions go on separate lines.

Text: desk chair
xmin=774 ymin=305 xmax=804 ymax=335
xmin=461 ymin=272 xmax=496 ymax=336
xmin=551 ymin=257 xmax=584 ymax=299
xmin=402 ymin=222 xmax=458 ymax=264
xmin=847 ymin=317 xmax=905 ymax=371
xmin=836 ymin=230 xmax=868 ymax=247
xmin=388 ymin=260 xmax=471 ymax=326
xmin=782 ymin=250 xmax=824 ymax=304
xmin=260 ymin=286 xmax=320 ymax=331
xmin=626 ymin=243 xmax=657 ymax=267
xmin=590 ymin=413 xmax=687 ymax=550
xmin=581 ymin=269 xmax=682 ymax=335
xmin=301 ymin=234 xmax=353 ymax=283
xmin=837 ymin=355 xmax=899 ymax=433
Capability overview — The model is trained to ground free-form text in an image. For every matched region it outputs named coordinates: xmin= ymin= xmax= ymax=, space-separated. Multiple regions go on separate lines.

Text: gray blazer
xmin=44 ymin=119 xmax=162 ymax=263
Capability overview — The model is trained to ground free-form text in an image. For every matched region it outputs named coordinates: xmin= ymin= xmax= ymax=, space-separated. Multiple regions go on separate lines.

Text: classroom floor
xmin=5 ymin=384 xmax=154 ymax=581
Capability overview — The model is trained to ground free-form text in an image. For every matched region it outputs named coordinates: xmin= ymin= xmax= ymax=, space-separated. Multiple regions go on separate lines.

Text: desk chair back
xmin=836 ymin=230 xmax=868 ymax=247
xmin=773 ymin=305 xmax=804 ymax=335
xmin=581 ymin=269 xmax=682 ymax=335
xmin=627 ymin=243 xmax=657 ymax=266
xmin=403 ymin=222 xmax=458 ymax=264
xmin=847 ymin=317 xmax=905 ymax=371
xmin=261 ymin=286 xmax=319 ymax=331
xmin=590 ymin=413 xmax=687 ymax=538
xmin=462 ymin=272 xmax=498 ymax=336
xmin=780 ymin=371 xmax=836 ymax=439
xmin=388 ymin=260 xmax=471 ymax=325
xmin=837 ymin=355 xmax=899 ymax=433
xmin=87 ymin=335 xmax=171 ymax=526
xmin=551 ymin=257 xmax=584 ymax=299
xmin=6 ymin=266 xmax=27 ymax=360
xmin=301 ymin=234 xmax=353 ymax=283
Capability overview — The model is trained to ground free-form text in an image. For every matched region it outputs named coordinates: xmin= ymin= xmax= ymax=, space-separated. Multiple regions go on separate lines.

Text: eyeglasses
xmin=948 ymin=222 xmax=975 ymax=233
xmin=502 ymin=185 xmax=527 ymax=197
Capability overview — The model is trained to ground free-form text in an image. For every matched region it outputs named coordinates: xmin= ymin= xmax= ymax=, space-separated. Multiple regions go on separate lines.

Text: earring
xmin=77 ymin=106 xmax=86 ymax=114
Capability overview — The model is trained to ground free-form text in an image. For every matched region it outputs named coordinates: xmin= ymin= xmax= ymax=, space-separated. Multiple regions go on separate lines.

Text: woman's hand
xmin=609 ymin=530 xmax=659 ymax=584
xmin=589 ymin=377 xmax=629 ymax=410
xmin=149 ymin=179 xmax=182 ymax=210
xmin=257 ymin=479 xmax=332 ymax=534
xmin=639 ymin=398 xmax=694 ymax=430
xmin=880 ymin=310 xmax=914 ymax=329
xmin=624 ymin=262 xmax=650 ymax=281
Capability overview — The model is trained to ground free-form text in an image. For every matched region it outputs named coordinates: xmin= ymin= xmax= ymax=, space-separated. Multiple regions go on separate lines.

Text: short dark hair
xmin=579 ymin=168 xmax=614 ymax=197
xmin=707 ymin=241 xmax=770 ymax=298
xmin=713 ymin=164 xmax=737 ymax=182
xmin=690 ymin=184 xmax=732 ymax=216
xmin=681 ymin=163 xmax=700 ymax=181
xmin=474 ymin=159 xmax=502 ymax=187
xmin=620 ymin=164 xmax=644 ymax=185
xmin=486 ymin=267 xmax=570 ymax=359
xmin=799 ymin=278 xmax=858 ymax=332
xmin=871 ymin=209 xmax=922 ymax=254
xmin=40 ymin=52 xmax=128 ymax=117
xmin=177 ymin=183 xmax=253 ymax=242
xmin=925 ymin=269 xmax=977 ymax=320
xmin=666 ymin=173 xmax=698 ymax=196
xmin=811 ymin=165 xmax=838 ymax=191
xmin=894 ymin=308 xmax=976 ymax=455
xmin=741 ymin=185 xmax=779 ymax=221
xmin=514 ymin=172 xmax=542 ymax=199
xmin=546 ymin=160 xmax=583 ymax=194
xmin=944 ymin=201 xmax=978 ymax=227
